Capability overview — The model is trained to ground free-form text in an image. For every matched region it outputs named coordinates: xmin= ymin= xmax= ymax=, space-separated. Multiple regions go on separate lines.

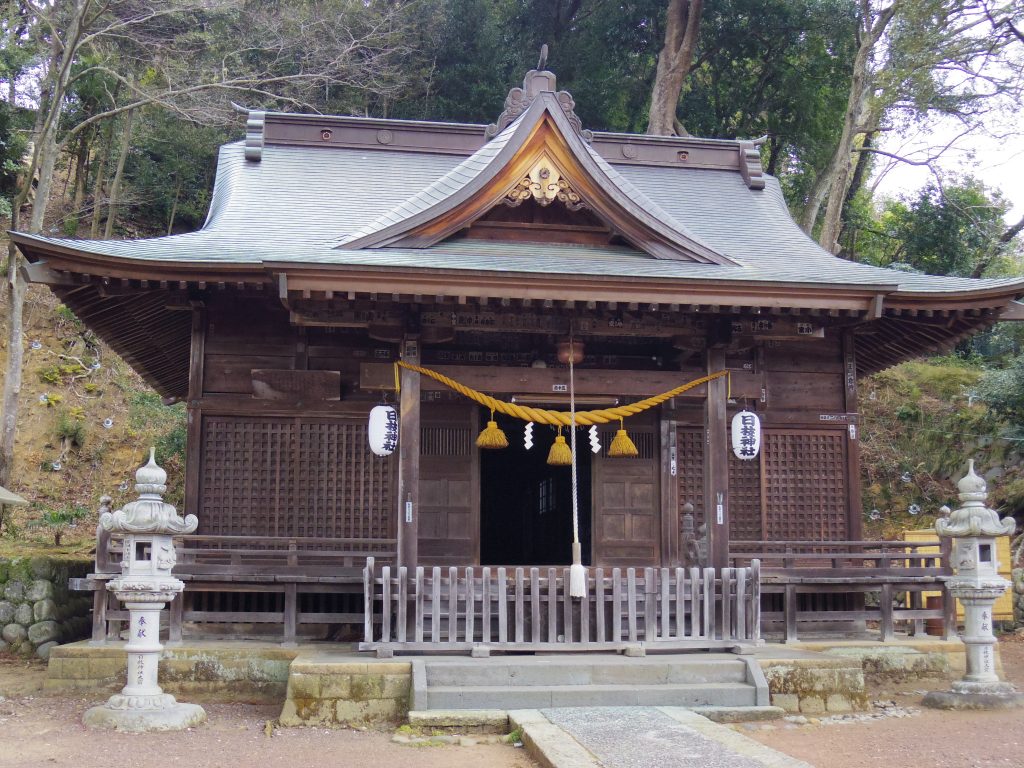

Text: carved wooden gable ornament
xmin=336 ymin=68 xmax=737 ymax=266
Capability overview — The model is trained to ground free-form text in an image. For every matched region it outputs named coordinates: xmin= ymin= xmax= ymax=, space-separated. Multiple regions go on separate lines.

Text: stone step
xmin=426 ymin=682 xmax=757 ymax=710
xmin=423 ymin=658 xmax=748 ymax=688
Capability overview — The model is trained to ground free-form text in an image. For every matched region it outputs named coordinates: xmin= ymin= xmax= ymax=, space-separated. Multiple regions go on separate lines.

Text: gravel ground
xmin=747 ymin=634 xmax=1024 ymax=768
xmin=0 ymin=659 xmax=535 ymax=768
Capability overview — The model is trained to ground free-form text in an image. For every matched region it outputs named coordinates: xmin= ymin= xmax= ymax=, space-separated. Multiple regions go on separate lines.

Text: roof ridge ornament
xmin=486 ymin=53 xmax=593 ymax=144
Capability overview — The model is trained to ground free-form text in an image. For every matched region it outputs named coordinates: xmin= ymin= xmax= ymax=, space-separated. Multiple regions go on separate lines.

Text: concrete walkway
xmin=511 ymin=707 xmax=813 ymax=768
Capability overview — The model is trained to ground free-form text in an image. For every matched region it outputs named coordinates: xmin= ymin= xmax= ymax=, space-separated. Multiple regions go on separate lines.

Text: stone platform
xmin=44 ymin=636 xmax=973 ymax=725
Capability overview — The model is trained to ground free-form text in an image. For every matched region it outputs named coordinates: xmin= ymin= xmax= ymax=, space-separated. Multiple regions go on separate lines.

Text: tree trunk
xmin=104 ymin=108 xmax=135 ymax=238
xmin=69 ymin=129 xmax=92 ymax=235
xmin=167 ymin=178 xmax=182 ymax=235
xmin=0 ymin=5 xmax=88 ymax=489
xmin=646 ymin=0 xmax=704 ymax=136
xmin=89 ymin=123 xmax=114 ymax=239
xmin=801 ymin=4 xmax=896 ymax=244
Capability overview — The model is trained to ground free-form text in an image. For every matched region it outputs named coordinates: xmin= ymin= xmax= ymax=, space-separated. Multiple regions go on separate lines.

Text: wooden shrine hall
xmin=13 ymin=66 xmax=1024 ymax=651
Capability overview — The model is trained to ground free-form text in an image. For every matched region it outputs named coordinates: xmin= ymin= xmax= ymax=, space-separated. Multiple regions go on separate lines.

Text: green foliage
xmin=28 ymin=505 xmax=89 ymax=547
xmin=861 ymin=357 xmax=1021 ymax=537
xmin=127 ymin=391 xmax=187 ymax=471
xmin=846 ymin=178 xmax=1020 ymax=276
xmin=54 ymin=409 xmax=87 ymax=448
xmin=978 ymin=355 xmax=1024 ymax=437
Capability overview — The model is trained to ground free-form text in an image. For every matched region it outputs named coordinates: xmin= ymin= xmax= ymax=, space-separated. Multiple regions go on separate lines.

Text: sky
xmin=873 ymin=125 xmax=1024 ymax=224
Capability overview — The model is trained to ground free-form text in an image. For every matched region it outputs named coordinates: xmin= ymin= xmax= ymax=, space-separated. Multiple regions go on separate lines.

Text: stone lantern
xmin=84 ymin=449 xmax=206 ymax=731
xmin=923 ymin=460 xmax=1023 ymax=710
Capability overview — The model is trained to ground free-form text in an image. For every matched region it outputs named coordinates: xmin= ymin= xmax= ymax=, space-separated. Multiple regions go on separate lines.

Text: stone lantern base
xmin=84 ymin=693 xmax=206 ymax=732
xmin=923 ymin=682 xmax=1024 ymax=711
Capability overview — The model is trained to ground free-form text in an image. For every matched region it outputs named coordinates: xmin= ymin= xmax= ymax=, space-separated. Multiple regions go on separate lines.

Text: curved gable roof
xmin=337 ymin=93 xmax=738 ymax=266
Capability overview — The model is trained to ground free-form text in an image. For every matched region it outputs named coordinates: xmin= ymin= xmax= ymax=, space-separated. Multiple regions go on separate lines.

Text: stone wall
xmin=0 ymin=556 xmax=92 ymax=659
xmin=279 ymin=657 xmax=412 ymax=726
xmin=46 ymin=642 xmax=295 ymax=703
xmin=760 ymin=657 xmax=868 ymax=715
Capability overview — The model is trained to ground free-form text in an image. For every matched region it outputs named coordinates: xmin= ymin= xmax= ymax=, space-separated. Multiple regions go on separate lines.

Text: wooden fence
xmin=729 ymin=540 xmax=953 ymax=641
xmin=361 ymin=558 xmax=761 ymax=654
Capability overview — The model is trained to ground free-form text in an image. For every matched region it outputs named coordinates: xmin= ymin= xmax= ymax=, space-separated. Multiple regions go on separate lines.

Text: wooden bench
xmin=729 ymin=540 xmax=954 ymax=642
xmin=80 ymin=528 xmax=397 ymax=645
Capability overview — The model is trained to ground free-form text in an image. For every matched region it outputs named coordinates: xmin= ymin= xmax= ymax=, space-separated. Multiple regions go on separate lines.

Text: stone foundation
xmin=278 ymin=656 xmax=412 ymax=726
xmin=0 ymin=556 xmax=92 ymax=659
xmin=45 ymin=641 xmax=297 ymax=703
xmin=759 ymin=657 xmax=868 ymax=714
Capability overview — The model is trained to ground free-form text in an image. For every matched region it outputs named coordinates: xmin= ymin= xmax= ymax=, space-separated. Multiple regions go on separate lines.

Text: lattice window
xmin=728 ymin=452 xmax=762 ymax=541
xmin=676 ymin=427 xmax=705 ymax=527
xmin=599 ymin=429 xmax=656 ymax=459
xmin=421 ymin=426 xmax=471 ymax=456
xmin=762 ymin=430 xmax=847 ymax=541
xmin=200 ymin=415 xmax=393 ymax=540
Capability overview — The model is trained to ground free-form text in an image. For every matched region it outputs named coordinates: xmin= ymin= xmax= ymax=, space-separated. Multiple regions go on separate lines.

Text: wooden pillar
xmin=184 ymin=304 xmax=205 ymax=519
xmin=704 ymin=346 xmax=729 ymax=570
xmin=660 ymin=416 xmax=679 ymax=567
xmin=842 ymin=331 xmax=863 ymax=540
xmin=398 ymin=337 xmax=421 ymax=571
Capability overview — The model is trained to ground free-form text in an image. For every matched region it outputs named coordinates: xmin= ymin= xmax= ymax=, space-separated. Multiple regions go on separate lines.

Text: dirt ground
xmin=0 ymin=660 xmax=535 ymax=768
xmin=749 ymin=633 xmax=1024 ymax=768
xmin=4 ymin=639 xmax=1024 ymax=768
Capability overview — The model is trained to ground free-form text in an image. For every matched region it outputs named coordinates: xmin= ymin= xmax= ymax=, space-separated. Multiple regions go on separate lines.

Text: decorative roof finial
xmin=485 ymin=47 xmax=593 ymax=143
xmin=935 ymin=460 xmax=1016 ymax=538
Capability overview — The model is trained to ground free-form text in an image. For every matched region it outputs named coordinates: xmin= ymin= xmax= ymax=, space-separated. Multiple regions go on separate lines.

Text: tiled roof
xmin=13 ymin=124 xmax=1024 ymax=298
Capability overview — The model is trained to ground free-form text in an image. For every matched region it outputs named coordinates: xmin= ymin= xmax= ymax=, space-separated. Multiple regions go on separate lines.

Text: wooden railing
xmin=728 ymin=540 xmax=953 ymax=642
xmin=96 ymin=530 xmax=398 ymax=575
xmin=85 ymin=530 xmax=398 ymax=645
xmin=361 ymin=558 xmax=761 ymax=654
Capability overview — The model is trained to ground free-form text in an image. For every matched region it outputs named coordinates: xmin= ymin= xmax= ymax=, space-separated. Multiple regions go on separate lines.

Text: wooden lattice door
xmin=418 ymin=403 xmax=478 ymax=566
xmin=198 ymin=414 xmax=395 ymax=539
xmin=592 ymin=421 xmax=660 ymax=566
xmin=675 ymin=424 xmax=763 ymax=543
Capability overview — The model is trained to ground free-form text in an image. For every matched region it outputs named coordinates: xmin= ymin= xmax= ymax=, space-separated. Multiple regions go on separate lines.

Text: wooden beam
xmin=704 ymin=346 xmax=729 ymax=571
xmin=360 ymin=362 xmax=763 ymax=399
xmin=398 ymin=337 xmax=421 ymax=572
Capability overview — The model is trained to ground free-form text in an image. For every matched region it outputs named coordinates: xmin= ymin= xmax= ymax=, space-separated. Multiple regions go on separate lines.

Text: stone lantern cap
xmin=99 ymin=448 xmax=198 ymax=535
xmin=935 ymin=460 xmax=1016 ymax=538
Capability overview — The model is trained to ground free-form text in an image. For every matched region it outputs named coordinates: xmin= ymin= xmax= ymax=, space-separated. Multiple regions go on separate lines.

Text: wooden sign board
xmin=252 ymin=369 xmax=341 ymax=401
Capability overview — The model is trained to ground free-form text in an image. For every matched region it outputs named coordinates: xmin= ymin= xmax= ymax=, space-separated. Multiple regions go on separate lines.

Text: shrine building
xmin=13 ymin=66 xmax=1024 ymax=650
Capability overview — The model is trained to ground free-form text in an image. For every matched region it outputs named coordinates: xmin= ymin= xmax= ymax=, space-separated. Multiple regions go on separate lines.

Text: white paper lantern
xmin=731 ymin=410 xmax=760 ymax=460
xmin=368 ymin=405 xmax=399 ymax=456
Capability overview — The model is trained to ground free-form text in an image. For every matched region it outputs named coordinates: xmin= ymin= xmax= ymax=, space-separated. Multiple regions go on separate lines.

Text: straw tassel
xmin=547 ymin=431 xmax=572 ymax=466
xmin=608 ymin=419 xmax=639 ymax=458
xmin=476 ymin=409 xmax=508 ymax=449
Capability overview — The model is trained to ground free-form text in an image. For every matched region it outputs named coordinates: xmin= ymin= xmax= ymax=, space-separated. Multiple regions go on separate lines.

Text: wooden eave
xmin=336 ymin=97 xmax=738 ymax=265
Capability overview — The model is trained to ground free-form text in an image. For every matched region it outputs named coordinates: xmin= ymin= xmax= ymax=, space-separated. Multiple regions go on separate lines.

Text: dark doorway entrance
xmin=480 ymin=412 xmax=592 ymax=566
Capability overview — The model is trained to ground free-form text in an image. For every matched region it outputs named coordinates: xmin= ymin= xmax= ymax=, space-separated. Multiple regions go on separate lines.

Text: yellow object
xmin=903 ymin=528 xmax=1014 ymax=621
xmin=476 ymin=415 xmax=509 ymax=449
xmin=547 ymin=434 xmax=572 ymax=466
xmin=608 ymin=424 xmax=638 ymax=458
xmin=395 ymin=361 xmax=728 ymax=427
